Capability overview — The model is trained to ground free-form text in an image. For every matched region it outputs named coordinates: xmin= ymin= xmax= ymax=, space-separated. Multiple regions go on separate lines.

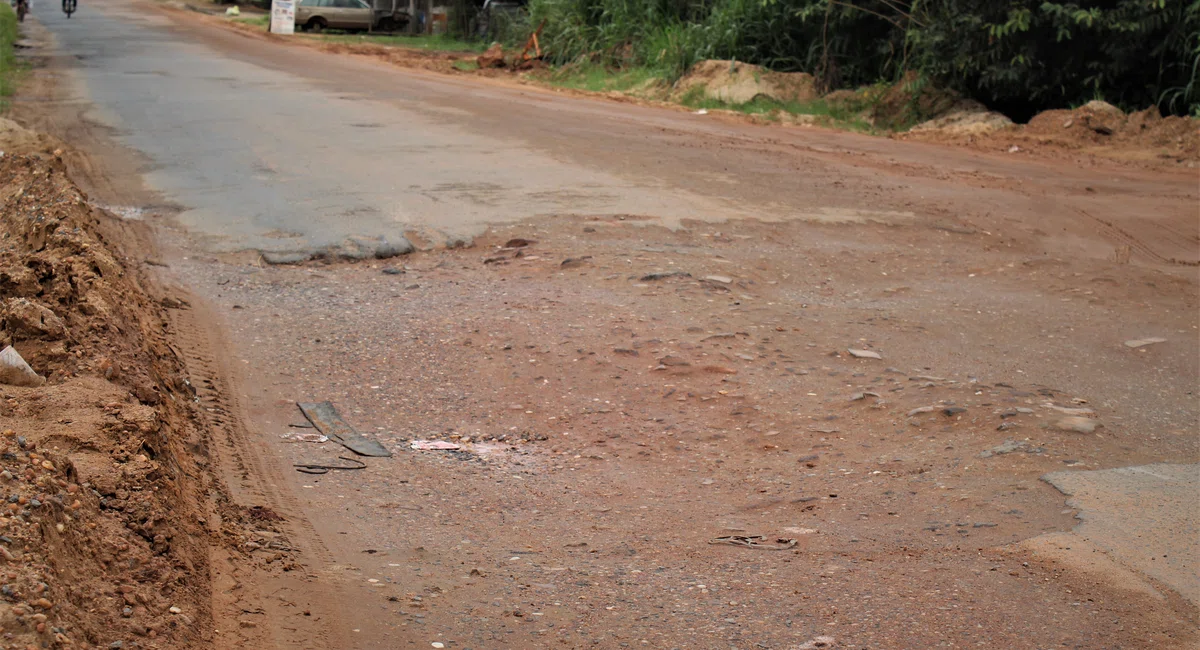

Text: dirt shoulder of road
xmin=0 ymin=119 xmax=303 ymax=650
xmin=173 ymin=1 xmax=1199 ymax=171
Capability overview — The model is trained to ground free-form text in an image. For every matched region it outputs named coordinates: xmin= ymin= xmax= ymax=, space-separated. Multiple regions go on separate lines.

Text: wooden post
xmin=519 ymin=20 xmax=546 ymax=61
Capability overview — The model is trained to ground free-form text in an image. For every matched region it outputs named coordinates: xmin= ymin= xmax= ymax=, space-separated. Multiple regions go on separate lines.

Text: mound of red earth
xmin=1024 ymin=101 xmax=1199 ymax=157
xmin=906 ymin=99 xmax=1199 ymax=166
xmin=0 ymin=149 xmax=217 ymax=649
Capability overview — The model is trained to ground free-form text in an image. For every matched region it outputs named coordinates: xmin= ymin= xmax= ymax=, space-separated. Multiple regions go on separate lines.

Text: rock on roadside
xmin=1053 ymin=416 xmax=1102 ymax=434
xmin=2 ymin=297 xmax=69 ymax=339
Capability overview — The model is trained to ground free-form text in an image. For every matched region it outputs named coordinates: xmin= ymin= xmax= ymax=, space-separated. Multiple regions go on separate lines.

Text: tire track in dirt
xmin=167 ymin=299 xmax=352 ymax=649
xmin=1076 ymin=208 xmax=1200 ymax=266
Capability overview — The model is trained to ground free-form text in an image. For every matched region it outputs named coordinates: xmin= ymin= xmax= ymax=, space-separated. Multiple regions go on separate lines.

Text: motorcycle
xmin=14 ymin=0 xmax=28 ymax=22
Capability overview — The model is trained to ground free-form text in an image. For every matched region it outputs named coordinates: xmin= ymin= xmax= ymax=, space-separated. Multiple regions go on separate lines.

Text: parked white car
xmin=296 ymin=0 xmax=373 ymax=32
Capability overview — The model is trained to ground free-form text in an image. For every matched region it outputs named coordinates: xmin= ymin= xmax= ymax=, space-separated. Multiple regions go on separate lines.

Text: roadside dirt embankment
xmin=0 ymin=124 xmax=213 ymax=649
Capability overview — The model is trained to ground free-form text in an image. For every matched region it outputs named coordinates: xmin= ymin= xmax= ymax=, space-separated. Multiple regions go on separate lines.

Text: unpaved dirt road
xmin=13 ymin=0 xmax=1200 ymax=648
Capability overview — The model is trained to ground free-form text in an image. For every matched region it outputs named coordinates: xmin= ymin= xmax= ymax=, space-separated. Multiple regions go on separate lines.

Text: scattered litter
xmin=1008 ymin=145 xmax=1020 ymax=153
xmin=502 ymin=238 xmax=534 ymax=249
xmin=293 ymin=456 xmax=367 ymax=475
xmin=431 ymin=643 xmax=445 ymax=649
xmin=280 ymin=432 xmax=329 ymax=444
xmin=694 ymin=109 xmax=709 ymax=115
xmin=1124 ymin=337 xmax=1166 ymax=349
xmin=847 ymin=348 xmax=882 ymax=359
xmin=0 ymin=346 xmax=44 ymax=387
xmin=782 ymin=527 xmax=818 ymax=535
xmin=225 ymin=5 xmax=240 ymax=15
xmin=411 ymin=440 xmax=462 ymax=451
xmin=703 ymin=275 xmax=732 ymax=284
xmin=907 ymin=406 xmax=937 ymax=416
xmin=796 ymin=635 xmax=838 ymax=649
xmin=1053 ymin=416 xmax=1101 ymax=434
xmin=640 ymin=270 xmax=691 ymax=282
xmin=708 ymin=535 xmax=797 ymax=550
xmin=299 ymin=402 xmax=392 ymax=457
xmin=850 ymin=391 xmax=880 ymax=401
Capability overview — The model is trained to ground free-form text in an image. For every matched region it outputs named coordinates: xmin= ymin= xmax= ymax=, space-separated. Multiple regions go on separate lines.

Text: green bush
xmin=518 ymin=0 xmax=1199 ymax=118
xmin=911 ymin=0 xmax=1199 ymax=120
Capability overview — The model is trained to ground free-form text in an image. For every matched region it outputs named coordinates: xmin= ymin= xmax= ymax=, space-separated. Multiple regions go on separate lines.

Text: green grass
xmin=545 ymin=62 xmax=664 ymax=94
xmin=0 ymin=3 xmax=20 ymax=109
xmin=233 ymin=14 xmax=270 ymax=28
xmin=305 ymin=32 xmax=486 ymax=53
xmin=674 ymin=85 xmax=879 ymax=133
xmin=452 ymin=59 xmax=480 ymax=72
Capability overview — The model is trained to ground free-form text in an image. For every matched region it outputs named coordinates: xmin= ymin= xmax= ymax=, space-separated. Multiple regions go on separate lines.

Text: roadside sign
xmin=271 ymin=0 xmax=296 ymax=34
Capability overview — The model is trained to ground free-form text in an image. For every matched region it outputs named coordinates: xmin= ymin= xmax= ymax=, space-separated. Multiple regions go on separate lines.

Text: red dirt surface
xmin=0 ymin=142 xmax=291 ymax=649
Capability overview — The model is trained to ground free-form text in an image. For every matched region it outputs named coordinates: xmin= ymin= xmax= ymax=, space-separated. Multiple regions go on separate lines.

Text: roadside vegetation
xmin=455 ymin=0 xmax=1199 ymax=121
xmin=676 ymin=87 xmax=878 ymax=131
xmin=233 ymin=14 xmax=270 ymax=27
xmin=0 ymin=3 xmax=19 ymax=107
xmin=540 ymin=60 xmax=877 ymax=130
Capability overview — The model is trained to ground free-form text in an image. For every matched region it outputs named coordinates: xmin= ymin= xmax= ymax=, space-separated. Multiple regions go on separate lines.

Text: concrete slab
xmin=1042 ymin=463 xmax=1199 ymax=606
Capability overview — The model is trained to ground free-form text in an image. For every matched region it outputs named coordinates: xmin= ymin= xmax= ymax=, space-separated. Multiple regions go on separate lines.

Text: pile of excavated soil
xmin=905 ymin=100 xmax=1199 ymax=166
xmin=317 ymin=40 xmax=467 ymax=73
xmin=1023 ymin=101 xmax=1200 ymax=158
xmin=672 ymin=59 xmax=817 ymax=105
xmin=0 ymin=148 xmax=215 ymax=649
xmin=907 ymin=101 xmax=1014 ymax=137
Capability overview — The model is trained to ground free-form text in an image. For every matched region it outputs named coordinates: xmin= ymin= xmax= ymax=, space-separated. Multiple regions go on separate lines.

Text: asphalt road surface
xmin=36 ymin=0 xmax=749 ymax=257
